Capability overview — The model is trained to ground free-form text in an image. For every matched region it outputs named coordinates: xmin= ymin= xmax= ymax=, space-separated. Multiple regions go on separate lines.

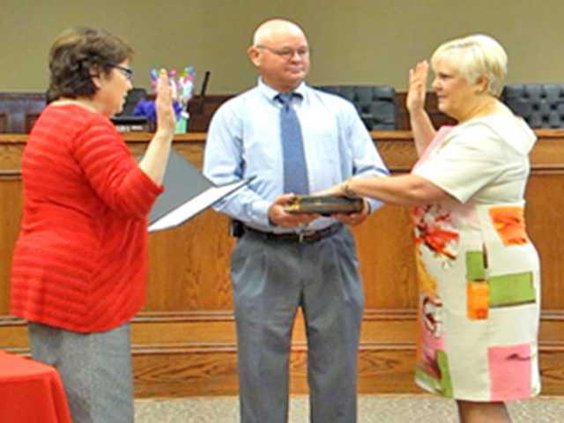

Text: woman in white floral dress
xmin=326 ymin=34 xmax=540 ymax=423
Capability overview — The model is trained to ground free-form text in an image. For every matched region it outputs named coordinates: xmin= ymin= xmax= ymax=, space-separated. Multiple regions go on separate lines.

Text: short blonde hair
xmin=431 ymin=34 xmax=507 ymax=97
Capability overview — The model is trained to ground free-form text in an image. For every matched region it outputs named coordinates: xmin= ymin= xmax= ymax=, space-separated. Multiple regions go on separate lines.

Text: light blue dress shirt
xmin=203 ymin=79 xmax=389 ymax=233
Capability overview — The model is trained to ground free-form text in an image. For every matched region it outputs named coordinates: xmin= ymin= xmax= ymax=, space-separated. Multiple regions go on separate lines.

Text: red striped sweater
xmin=10 ymin=104 xmax=163 ymax=333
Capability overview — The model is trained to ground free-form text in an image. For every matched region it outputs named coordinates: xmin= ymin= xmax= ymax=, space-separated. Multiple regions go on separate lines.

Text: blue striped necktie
xmin=277 ymin=92 xmax=309 ymax=194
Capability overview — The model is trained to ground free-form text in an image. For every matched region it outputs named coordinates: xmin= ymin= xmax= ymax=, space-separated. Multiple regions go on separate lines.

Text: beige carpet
xmin=135 ymin=394 xmax=564 ymax=422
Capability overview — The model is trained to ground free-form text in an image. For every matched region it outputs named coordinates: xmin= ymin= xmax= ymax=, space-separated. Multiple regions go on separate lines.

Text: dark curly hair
xmin=47 ymin=27 xmax=133 ymax=102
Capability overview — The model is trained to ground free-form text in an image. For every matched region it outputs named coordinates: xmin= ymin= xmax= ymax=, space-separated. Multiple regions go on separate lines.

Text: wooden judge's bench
xmin=1 ymin=128 xmax=564 ymax=398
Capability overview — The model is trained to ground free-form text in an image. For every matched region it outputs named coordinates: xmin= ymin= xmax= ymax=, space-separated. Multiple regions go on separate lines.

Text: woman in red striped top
xmin=10 ymin=27 xmax=176 ymax=422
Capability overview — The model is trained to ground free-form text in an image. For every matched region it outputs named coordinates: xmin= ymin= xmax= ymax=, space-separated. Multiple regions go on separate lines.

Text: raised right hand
xmin=154 ymin=69 xmax=176 ymax=137
xmin=406 ymin=61 xmax=429 ymax=113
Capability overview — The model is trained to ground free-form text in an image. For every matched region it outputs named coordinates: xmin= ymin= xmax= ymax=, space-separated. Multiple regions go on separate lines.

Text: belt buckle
xmin=299 ymin=228 xmax=316 ymax=243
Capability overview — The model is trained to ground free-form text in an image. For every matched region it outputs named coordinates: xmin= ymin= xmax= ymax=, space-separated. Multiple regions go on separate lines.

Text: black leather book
xmin=285 ymin=195 xmax=364 ymax=216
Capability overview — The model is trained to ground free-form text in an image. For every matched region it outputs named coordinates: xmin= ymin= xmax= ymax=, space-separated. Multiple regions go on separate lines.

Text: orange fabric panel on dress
xmin=467 ymin=281 xmax=489 ymax=320
xmin=415 ymin=249 xmax=438 ymax=295
xmin=488 ymin=207 xmax=528 ymax=245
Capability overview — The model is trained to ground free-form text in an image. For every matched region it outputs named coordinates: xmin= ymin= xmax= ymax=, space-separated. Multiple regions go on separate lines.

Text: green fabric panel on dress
xmin=437 ymin=350 xmax=453 ymax=397
xmin=466 ymin=251 xmax=486 ymax=281
xmin=489 ymin=271 xmax=535 ymax=307
xmin=415 ymin=367 xmax=441 ymax=393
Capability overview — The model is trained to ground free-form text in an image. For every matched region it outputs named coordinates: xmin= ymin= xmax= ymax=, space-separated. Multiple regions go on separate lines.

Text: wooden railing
xmin=1 ymin=131 xmax=564 ymax=397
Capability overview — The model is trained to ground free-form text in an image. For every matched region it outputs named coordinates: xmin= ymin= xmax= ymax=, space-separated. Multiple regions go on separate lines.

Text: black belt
xmin=239 ymin=223 xmax=343 ymax=243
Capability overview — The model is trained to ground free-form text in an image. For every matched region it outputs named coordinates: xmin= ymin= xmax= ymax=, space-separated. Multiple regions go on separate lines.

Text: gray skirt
xmin=28 ymin=321 xmax=133 ymax=423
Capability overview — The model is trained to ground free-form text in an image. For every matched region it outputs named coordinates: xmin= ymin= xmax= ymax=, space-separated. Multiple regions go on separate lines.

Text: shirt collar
xmin=257 ymin=78 xmax=307 ymax=102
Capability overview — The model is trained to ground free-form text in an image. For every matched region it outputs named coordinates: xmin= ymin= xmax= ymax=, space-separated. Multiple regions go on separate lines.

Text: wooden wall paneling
xmin=538 ymin=350 xmax=564 ymax=394
xmin=0 ymin=181 xmax=23 ymax=314
xmin=0 ymin=306 xmax=529 ymax=396
xmin=525 ymin=174 xmax=564 ymax=309
xmin=131 ymin=348 xmax=423 ymax=397
xmin=147 ymin=212 xmax=235 ymax=311
xmin=0 ymin=317 xmax=26 ymax=353
xmin=523 ymin=129 xmax=564 ymax=310
xmin=353 ymin=207 xmax=419 ymax=309
xmin=0 ymin=136 xmax=25 ymax=315
xmin=2 ymin=132 xmax=564 ymax=397
xmin=133 ymin=350 xmax=240 ymax=397
xmin=0 ymin=135 xmax=25 ymax=169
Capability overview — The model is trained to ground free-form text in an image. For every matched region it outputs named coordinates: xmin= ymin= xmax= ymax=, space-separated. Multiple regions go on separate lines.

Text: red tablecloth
xmin=0 ymin=350 xmax=71 ymax=423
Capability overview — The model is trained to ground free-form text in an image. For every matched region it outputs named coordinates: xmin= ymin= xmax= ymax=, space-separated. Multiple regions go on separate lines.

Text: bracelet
xmin=341 ymin=179 xmax=357 ymax=197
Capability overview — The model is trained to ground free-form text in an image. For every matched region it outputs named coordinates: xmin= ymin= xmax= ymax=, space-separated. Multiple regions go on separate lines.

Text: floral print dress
xmin=410 ymin=115 xmax=541 ymax=401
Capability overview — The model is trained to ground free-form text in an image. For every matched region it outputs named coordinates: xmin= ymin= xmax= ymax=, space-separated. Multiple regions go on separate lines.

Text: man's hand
xmin=332 ymin=199 xmax=370 ymax=226
xmin=268 ymin=193 xmax=320 ymax=227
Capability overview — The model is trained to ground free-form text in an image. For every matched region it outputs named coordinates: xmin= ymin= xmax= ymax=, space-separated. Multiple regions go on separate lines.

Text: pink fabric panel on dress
xmin=418 ymin=295 xmax=445 ymax=380
xmin=412 ymin=126 xmax=455 ymax=170
xmin=488 ymin=343 xmax=532 ymax=401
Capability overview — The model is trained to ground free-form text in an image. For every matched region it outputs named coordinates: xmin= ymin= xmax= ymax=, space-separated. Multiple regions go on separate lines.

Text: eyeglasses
xmin=256 ymin=45 xmax=310 ymax=59
xmin=110 ymin=64 xmax=134 ymax=81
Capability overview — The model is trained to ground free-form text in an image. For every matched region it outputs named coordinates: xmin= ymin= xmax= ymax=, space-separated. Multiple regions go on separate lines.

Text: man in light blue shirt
xmin=203 ymin=18 xmax=388 ymax=423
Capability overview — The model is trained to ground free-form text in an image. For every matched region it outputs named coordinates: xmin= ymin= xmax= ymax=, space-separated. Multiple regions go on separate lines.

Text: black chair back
xmin=316 ymin=85 xmax=396 ymax=130
xmin=117 ymin=88 xmax=148 ymax=116
xmin=501 ymin=84 xmax=564 ymax=128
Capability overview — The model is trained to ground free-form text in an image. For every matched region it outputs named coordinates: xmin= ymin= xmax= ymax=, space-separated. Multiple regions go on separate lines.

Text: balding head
xmin=248 ymin=19 xmax=310 ymax=93
xmin=252 ymin=19 xmax=306 ymax=46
